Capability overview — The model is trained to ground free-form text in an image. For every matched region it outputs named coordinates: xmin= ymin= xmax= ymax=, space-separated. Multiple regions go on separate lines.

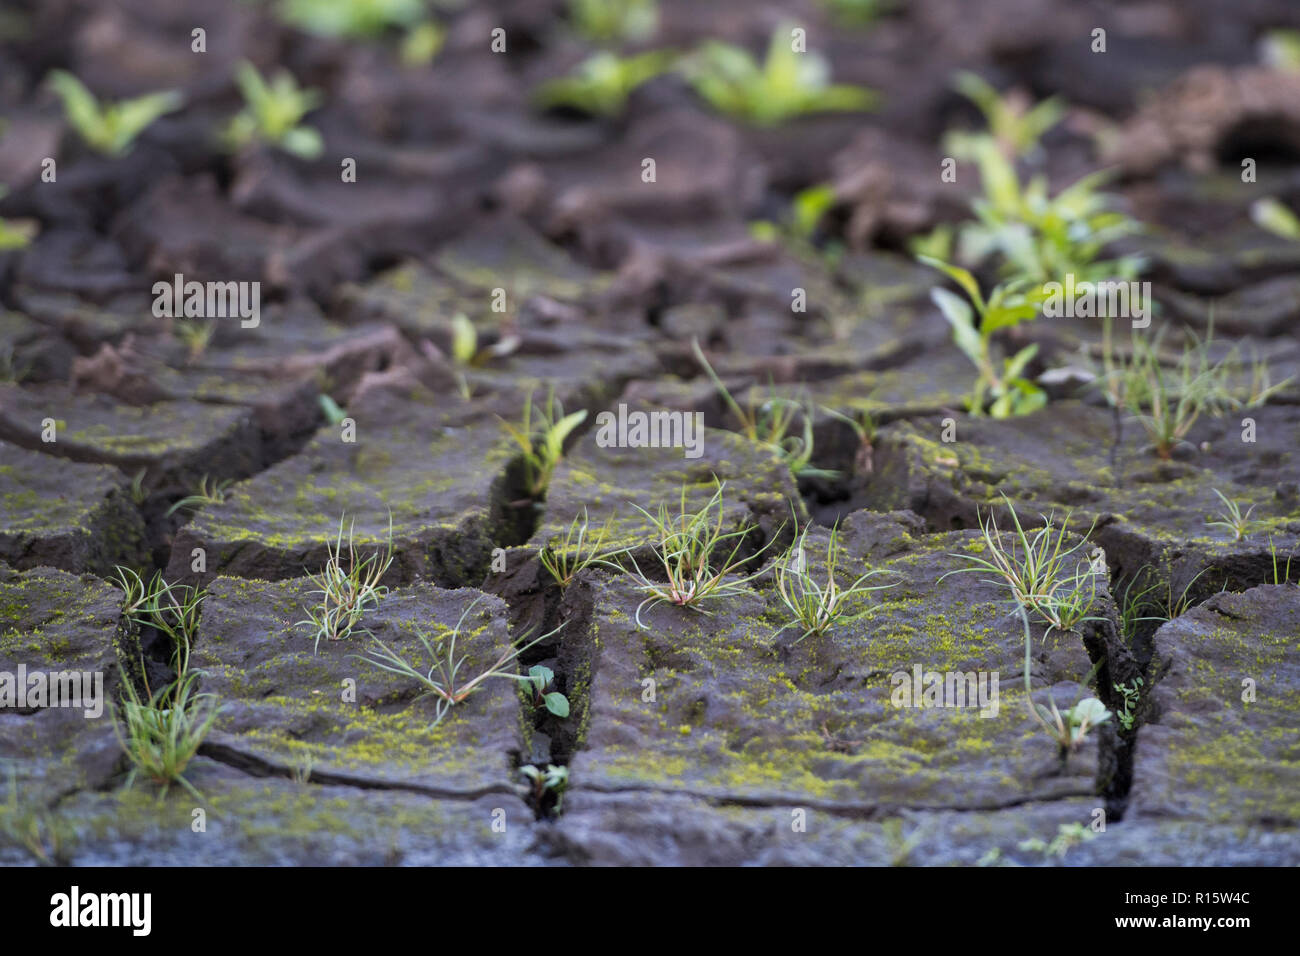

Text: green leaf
xmin=930 ymin=288 xmax=983 ymax=367
xmin=543 ymin=692 xmax=570 ymax=718
xmin=450 ymin=313 xmax=478 ymax=366
xmin=1251 ymin=198 xmax=1300 ymax=241
xmin=546 ymin=409 xmax=589 ymax=459
xmin=918 ymin=256 xmax=985 ymax=314
xmin=280 ymin=125 xmax=323 ymax=160
xmin=528 ymin=664 xmax=554 ymax=693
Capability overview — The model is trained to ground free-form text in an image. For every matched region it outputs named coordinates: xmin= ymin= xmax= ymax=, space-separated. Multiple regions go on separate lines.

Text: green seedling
xmin=519 ymin=764 xmax=569 ymax=811
xmin=113 ymin=568 xmax=204 ymax=670
xmin=920 ymin=256 xmax=1047 ymax=418
xmin=524 ymin=665 xmax=570 ymax=718
xmin=355 ymin=595 xmax=563 ymax=728
xmin=1016 ymin=602 xmax=1111 ymax=758
xmin=538 ymin=507 xmax=628 ymax=589
xmin=498 ymin=390 xmax=588 ymax=499
xmin=277 ymin=0 xmax=426 ymax=37
xmin=0 ymin=767 xmax=68 ymax=865
xmin=46 ymin=71 xmax=181 ymax=157
xmin=290 ymin=753 xmax=315 ymax=786
xmin=113 ymin=669 xmax=219 ymax=802
xmin=567 ymin=0 xmax=658 ymax=45
xmin=750 ymin=182 xmax=838 ymax=251
xmin=945 ymin=71 xmax=1065 ymax=161
xmin=174 ymin=319 xmax=216 ymax=364
xmin=128 ymin=468 xmax=148 ymax=505
xmin=536 ymin=50 xmax=676 ymax=118
xmin=623 ymin=479 xmax=776 ymax=628
xmin=1113 ymin=677 xmax=1143 ymax=731
xmin=297 ymin=514 xmax=395 ymax=653
xmin=1250 ymin=197 xmax=1300 ymax=241
xmin=165 ymin=475 xmax=232 ymax=517
xmin=400 ymin=20 xmax=447 ymax=66
xmin=0 ymin=186 xmax=35 ymax=251
xmin=318 ymin=393 xmax=348 ymax=425
xmin=224 ymin=61 xmax=323 ymax=159
xmin=1206 ymin=488 xmax=1254 ymax=542
xmin=772 ymin=520 xmax=896 ymax=641
xmin=1121 ymin=326 xmax=1232 ymax=460
xmin=692 ymin=339 xmax=836 ymax=478
xmin=943 ymin=497 xmax=1101 ymax=637
xmin=1238 ymin=347 xmax=1293 ymax=408
xmin=1019 ymin=822 xmax=1097 ymax=860
xmin=425 ymin=313 xmax=520 ymax=399
xmin=1268 ymin=537 xmax=1296 ymax=586
xmin=680 ymin=25 xmax=878 ymax=126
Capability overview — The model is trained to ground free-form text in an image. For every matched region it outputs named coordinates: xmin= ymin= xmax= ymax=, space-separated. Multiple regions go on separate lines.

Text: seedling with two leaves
xmin=536 ymin=50 xmax=676 ymax=118
xmin=224 ymin=61 xmax=323 ymax=160
xmin=46 ymin=71 xmax=181 ymax=157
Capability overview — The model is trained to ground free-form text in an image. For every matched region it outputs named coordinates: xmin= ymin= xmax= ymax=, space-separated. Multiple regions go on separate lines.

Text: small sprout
xmin=1019 ymin=822 xmax=1097 ymax=860
xmin=1250 ymin=197 xmax=1300 ymax=241
xmin=277 ymin=0 xmax=428 ymax=37
xmin=400 ymin=20 xmax=447 ymax=66
xmin=692 ymin=339 xmax=835 ymax=478
xmin=519 ymin=763 xmax=569 ymax=811
xmin=425 ymin=313 xmax=519 ymax=399
xmin=622 ymin=479 xmax=776 ymax=628
xmin=165 ymin=475 xmax=233 ymax=517
xmin=46 ymin=71 xmax=181 ymax=157
xmin=174 ymin=319 xmax=216 ymax=364
xmin=538 ymin=507 xmax=628 ymax=589
xmin=920 ymin=257 xmax=1047 ymax=418
xmin=945 ymin=71 xmax=1065 ymax=161
xmin=290 ymin=753 xmax=315 ymax=786
xmin=296 ymin=514 xmax=395 ymax=653
xmin=354 ymin=595 xmax=563 ymax=728
xmin=1113 ymin=677 xmax=1143 ymax=731
xmin=1206 ymin=488 xmax=1254 ymax=542
xmin=498 ymin=390 xmax=588 ymax=500
xmin=525 ymin=664 xmax=570 ymax=718
xmin=318 ymin=393 xmax=348 ymax=425
xmin=535 ymin=50 xmax=675 ymax=118
xmin=680 ymin=25 xmax=878 ymax=127
xmin=566 ymin=0 xmax=658 ymax=45
xmin=113 ymin=669 xmax=220 ymax=803
xmin=772 ymin=520 xmax=896 ymax=642
xmin=129 ymin=468 xmax=148 ymax=505
xmin=224 ymin=60 xmax=323 ymax=160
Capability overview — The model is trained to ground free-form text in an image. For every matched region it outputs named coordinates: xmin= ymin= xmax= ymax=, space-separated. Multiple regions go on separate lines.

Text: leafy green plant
xmin=165 ymin=475 xmax=232 ymax=517
xmin=920 ymin=257 xmax=1046 ymax=418
xmin=942 ymin=497 xmax=1101 ymax=637
xmin=623 ymin=480 xmax=775 ymax=628
xmin=224 ymin=61 xmax=323 ymax=159
xmin=772 ymin=520 xmax=896 ymax=641
xmin=535 ymin=50 xmax=676 ymax=117
xmin=567 ymin=0 xmax=658 ymax=45
xmin=354 ymin=595 xmax=562 ymax=728
xmin=1206 ymin=488 xmax=1254 ymax=542
xmin=297 ymin=514 xmax=395 ymax=652
xmin=1113 ymin=677 xmax=1143 ymax=731
xmin=113 ymin=669 xmax=219 ymax=802
xmin=1250 ymin=197 xmax=1300 ymax=241
xmin=499 ymin=390 xmax=588 ymax=499
xmin=46 ymin=71 xmax=181 ymax=157
xmin=692 ymin=339 xmax=836 ymax=478
xmin=680 ymin=25 xmax=878 ymax=126
xmin=524 ymin=665 xmax=570 ymax=718
xmin=277 ymin=0 xmax=426 ymax=37
xmin=519 ymin=763 xmax=569 ymax=811
xmin=944 ymin=71 xmax=1064 ymax=161
xmin=538 ymin=507 xmax=627 ymax=589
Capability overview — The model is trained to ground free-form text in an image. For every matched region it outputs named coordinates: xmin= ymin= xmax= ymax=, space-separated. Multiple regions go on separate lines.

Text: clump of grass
xmin=1119 ymin=326 xmax=1233 ymax=459
xmin=224 ymin=60 xmax=323 ymax=159
xmin=692 ymin=339 xmax=835 ymax=478
xmin=772 ymin=520 xmax=896 ymax=641
xmin=0 ymin=766 xmax=69 ymax=865
xmin=538 ymin=507 xmax=627 ymax=589
xmin=165 ymin=475 xmax=233 ymax=517
xmin=1206 ymin=488 xmax=1254 ymax=542
xmin=567 ymin=0 xmax=659 ymax=45
xmin=46 ymin=70 xmax=181 ymax=157
xmin=113 ymin=669 xmax=220 ymax=802
xmin=680 ymin=24 xmax=878 ymax=126
xmin=942 ymin=497 xmax=1101 ymax=636
xmin=919 ymin=257 xmax=1047 ymax=418
xmin=535 ymin=50 xmax=675 ymax=117
xmin=355 ymin=595 xmax=565 ymax=728
xmin=113 ymin=567 xmax=204 ymax=658
xmin=622 ymin=480 xmax=775 ymax=628
xmin=297 ymin=514 xmax=395 ymax=653
xmin=499 ymin=390 xmax=588 ymax=499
